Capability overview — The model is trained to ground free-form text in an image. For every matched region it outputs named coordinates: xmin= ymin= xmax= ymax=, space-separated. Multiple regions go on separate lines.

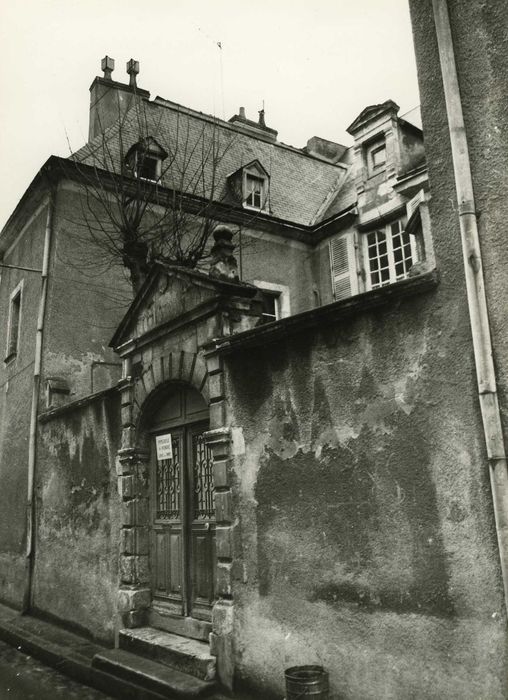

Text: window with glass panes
xmin=260 ymin=290 xmax=280 ymax=323
xmin=6 ymin=283 xmax=22 ymax=359
xmin=136 ymin=153 xmax=160 ymax=181
xmin=245 ymin=175 xmax=264 ymax=208
xmin=365 ymin=220 xmax=414 ymax=290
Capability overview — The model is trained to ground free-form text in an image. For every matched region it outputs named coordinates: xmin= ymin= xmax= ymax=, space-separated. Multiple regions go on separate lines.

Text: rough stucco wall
xmin=224 ymin=282 xmax=506 ymax=698
xmin=34 ymin=392 xmax=121 ymax=642
xmin=0 ymin=205 xmax=47 ymax=606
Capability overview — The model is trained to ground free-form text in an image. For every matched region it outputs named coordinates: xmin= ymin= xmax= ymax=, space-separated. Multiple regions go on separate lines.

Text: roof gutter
xmin=432 ymin=0 xmax=508 ymax=608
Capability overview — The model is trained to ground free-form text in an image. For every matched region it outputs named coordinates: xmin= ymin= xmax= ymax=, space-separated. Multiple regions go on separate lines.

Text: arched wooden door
xmin=147 ymin=384 xmax=216 ymax=639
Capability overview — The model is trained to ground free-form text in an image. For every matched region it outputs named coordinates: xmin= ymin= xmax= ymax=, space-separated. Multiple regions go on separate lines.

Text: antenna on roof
xmin=218 ymin=40 xmax=225 ymax=120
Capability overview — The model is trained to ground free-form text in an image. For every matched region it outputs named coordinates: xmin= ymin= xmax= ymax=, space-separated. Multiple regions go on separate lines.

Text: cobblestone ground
xmin=0 ymin=640 xmax=114 ymax=699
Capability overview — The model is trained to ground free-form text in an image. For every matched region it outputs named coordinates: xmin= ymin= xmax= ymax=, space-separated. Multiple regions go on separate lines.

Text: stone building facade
xmin=1 ymin=3 xmax=508 ymax=694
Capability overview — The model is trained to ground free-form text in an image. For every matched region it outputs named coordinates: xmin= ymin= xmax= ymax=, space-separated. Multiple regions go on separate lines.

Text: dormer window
xmin=125 ymin=137 xmax=168 ymax=183
xmin=227 ymin=160 xmax=269 ymax=211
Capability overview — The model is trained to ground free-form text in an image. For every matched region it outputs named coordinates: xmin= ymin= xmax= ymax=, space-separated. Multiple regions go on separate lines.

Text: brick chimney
xmin=88 ymin=56 xmax=150 ymax=141
xmin=228 ymin=107 xmax=277 ymax=144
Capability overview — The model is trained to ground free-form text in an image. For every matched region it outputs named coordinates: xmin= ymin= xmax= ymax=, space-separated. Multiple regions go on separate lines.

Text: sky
xmin=0 ymin=0 xmax=420 ymax=231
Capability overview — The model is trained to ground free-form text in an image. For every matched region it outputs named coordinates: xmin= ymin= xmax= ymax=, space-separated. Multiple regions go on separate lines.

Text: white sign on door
xmin=156 ymin=433 xmax=173 ymax=461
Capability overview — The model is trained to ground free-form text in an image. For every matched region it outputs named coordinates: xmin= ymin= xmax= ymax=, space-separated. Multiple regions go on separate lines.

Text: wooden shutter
xmin=406 ymin=189 xmax=425 ymax=220
xmin=329 ymin=233 xmax=357 ymax=301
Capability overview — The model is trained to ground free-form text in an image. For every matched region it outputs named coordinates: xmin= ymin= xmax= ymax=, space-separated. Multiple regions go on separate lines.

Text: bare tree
xmin=63 ymin=97 xmax=245 ymax=294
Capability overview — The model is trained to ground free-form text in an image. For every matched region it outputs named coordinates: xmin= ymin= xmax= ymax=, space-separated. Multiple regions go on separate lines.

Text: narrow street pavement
xmin=0 ymin=640 xmax=114 ymax=700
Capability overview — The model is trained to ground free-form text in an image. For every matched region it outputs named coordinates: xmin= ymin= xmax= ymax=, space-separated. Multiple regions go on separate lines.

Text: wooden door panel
xmin=152 ymin=526 xmax=183 ymax=602
xmin=189 ymin=430 xmax=216 ymax=610
xmin=151 ymin=432 xmax=184 ymax=607
xmin=169 ymin=531 xmax=183 ymax=597
xmin=151 ymin=416 xmax=217 ymax=625
xmin=154 ymin=530 xmax=168 ymax=592
xmin=191 ymin=528 xmax=216 ymax=605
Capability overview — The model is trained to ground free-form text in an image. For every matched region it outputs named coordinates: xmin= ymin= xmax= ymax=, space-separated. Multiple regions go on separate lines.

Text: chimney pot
xmin=239 ymin=106 xmax=246 ymax=119
xmin=126 ymin=58 xmax=140 ymax=88
xmin=101 ymin=55 xmax=115 ymax=80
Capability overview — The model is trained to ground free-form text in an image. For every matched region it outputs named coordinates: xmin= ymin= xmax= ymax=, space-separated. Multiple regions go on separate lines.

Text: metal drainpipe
xmin=23 ymin=183 xmax=56 ymax=613
xmin=432 ymin=0 xmax=508 ymax=608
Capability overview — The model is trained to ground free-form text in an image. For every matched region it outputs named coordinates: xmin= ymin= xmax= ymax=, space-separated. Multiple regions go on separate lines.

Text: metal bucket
xmin=285 ymin=665 xmax=329 ymax=700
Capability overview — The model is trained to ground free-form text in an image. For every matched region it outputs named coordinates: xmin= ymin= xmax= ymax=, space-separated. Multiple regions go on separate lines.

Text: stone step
xmin=92 ymin=648 xmax=216 ymax=699
xmin=120 ymin=627 xmax=216 ymax=682
xmin=148 ymin=606 xmax=212 ymax=642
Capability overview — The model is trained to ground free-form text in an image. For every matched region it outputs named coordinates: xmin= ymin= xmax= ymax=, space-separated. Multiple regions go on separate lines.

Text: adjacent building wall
xmin=408 ymin=0 xmax=508 ymax=475
xmin=0 ymin=178 xmax=131 ymax=609
xmin=0 ymin=196 xmax=48 ymax=607
xmin=222 ymin=279 xmax=506 ymax=698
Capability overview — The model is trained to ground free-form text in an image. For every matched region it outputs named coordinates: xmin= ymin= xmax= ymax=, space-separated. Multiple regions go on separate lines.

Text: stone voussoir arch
xmin=132 ymin=349 xmax=209 ymax=432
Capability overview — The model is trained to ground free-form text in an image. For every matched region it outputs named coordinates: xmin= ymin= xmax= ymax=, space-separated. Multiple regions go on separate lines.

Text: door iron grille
xmin=193 ymin=433 xmax=215 ymax=520
xmin=156 ymin=436 xmax=180 ymax=519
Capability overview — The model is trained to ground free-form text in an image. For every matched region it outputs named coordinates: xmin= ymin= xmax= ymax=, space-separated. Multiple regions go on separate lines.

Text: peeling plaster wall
xmin=223 ymin=288 xmax=506 ymax=698
xmin=34 ymin=391 xmax=121 ymax=642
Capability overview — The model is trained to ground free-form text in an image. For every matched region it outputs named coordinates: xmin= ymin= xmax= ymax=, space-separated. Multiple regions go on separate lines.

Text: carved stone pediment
xmin=111 ymin=263 xmax=258 ymax=352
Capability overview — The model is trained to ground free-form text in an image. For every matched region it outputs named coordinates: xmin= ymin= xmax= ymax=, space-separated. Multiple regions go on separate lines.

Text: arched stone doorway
xmin=142 ymin=382 xmax=216 ymax=640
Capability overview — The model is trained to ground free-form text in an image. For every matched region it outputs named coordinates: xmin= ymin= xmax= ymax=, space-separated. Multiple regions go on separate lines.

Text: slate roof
xmin=319 ymin=147 xmax=357 ymax=221
xmin=72 ymin=97 xmax=347 ymax=227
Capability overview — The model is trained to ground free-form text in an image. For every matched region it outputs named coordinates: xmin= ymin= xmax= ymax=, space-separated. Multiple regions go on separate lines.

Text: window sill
xmin=136 ymin=176 xmax=160 ymax=184
xmin=243 ymin=203 xmax=266 ymax=213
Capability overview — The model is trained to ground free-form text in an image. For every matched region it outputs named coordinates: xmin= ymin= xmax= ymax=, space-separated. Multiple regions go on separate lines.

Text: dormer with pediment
xmin=346 ymin=100 xmax=423 ymax=226
xmin=347 ymin=101 xmax=401 ymax=182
